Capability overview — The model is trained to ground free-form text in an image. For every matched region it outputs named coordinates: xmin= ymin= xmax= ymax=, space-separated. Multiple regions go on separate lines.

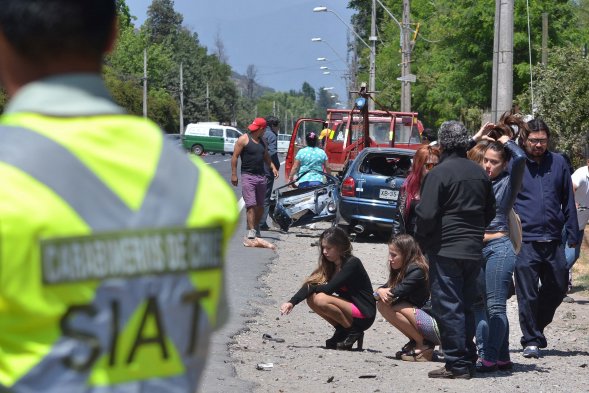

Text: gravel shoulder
xmin=228 ymin=222 xmax=589 ymax=393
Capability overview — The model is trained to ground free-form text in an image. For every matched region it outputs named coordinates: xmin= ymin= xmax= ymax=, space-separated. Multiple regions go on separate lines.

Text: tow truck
xmin=271 ymin=85 xmax=425 ymax=232
xmin=284 ymin=85 xmax=424 ymax=178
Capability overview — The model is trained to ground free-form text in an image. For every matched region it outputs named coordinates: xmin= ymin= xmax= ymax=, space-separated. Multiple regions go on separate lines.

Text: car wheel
xmin=191 ymin=144 xmax=204 ymax=156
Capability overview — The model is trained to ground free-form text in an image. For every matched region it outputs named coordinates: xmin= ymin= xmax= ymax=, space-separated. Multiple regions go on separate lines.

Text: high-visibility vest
xmin=0 ymin=113 xmax=238 ymax=392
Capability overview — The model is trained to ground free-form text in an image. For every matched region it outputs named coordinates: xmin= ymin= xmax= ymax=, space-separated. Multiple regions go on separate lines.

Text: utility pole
xmin=368 ymin=0 xmax=377 ymax=110
xmin=491 ymin=0 xmax=514 ymax=122
xmin=542 ymin=13 xmax=548 ymax=65
xmin=401 ymin=0 xmax=411 ymax=112
xmin=142 ymin=48 xmax=147 ymax=118
xmin=206 ymin=82 xmax=210 ymax=121
xmin=179 ymin=63 xmax=184 ymax=134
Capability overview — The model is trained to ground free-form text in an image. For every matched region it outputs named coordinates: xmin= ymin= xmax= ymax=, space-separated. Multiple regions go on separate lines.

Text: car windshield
xmin=359 ymin=153 xmax=412 ymax=177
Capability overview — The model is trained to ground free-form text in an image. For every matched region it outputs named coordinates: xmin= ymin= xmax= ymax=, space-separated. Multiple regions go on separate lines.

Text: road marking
xmin=212 ymin=161 xmax=220 ymax=164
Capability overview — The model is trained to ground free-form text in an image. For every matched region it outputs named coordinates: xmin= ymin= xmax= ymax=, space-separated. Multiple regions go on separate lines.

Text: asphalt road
xmin=197 ymin=152 xmax=286 ymax=393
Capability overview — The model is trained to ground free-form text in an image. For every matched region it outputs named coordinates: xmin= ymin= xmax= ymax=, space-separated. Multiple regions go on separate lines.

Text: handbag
xmin=508 ymin=208 xmax=522 ymax=254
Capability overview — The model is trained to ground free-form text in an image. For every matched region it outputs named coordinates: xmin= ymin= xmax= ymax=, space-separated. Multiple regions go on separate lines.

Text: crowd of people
xmin=279 ymin=115 xmax=585 ymax=380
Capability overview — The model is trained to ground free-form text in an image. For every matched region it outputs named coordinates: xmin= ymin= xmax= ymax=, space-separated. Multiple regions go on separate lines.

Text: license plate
xmin=379 ymin=189 xmax=398 ymax=200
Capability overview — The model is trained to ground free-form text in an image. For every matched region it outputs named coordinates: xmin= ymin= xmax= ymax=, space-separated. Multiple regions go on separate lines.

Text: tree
xmin=302 ymin=82 xmax=316 ymax=102
xmin=213 ymin=29 xmax=228 ymax=64
xmin=517 ymin=46 xmax=589 ymax=163
xmin=145 ymin=0 xmax=183 ymax=44
xmin=348 ymin=0 xmax=584 ymax=127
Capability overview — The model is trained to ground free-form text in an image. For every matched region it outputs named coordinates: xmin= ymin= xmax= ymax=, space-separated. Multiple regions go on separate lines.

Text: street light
xmin=317 ymin=57 xmax=327 ymax=61
xmin=322 ymin=87 xmax=334 ymax=90
xmin=311 ymin=37 xmax=347 ymax=65
xmin=313 ymin=6 xmax=371 ymax=50
xmin=314 ymin=5 xmax=375 ymax=110
xmin=320 ymin=66 xmax=329 ymax=70
xmin=323 ymin=71 xmax=331 ymax=75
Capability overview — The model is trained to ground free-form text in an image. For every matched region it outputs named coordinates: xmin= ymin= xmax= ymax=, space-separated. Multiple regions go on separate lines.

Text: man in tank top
xmin=231 ymin=117 xmax=279 ymax=239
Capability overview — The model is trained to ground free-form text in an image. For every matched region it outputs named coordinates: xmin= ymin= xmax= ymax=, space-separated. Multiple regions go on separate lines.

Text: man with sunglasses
xmin=512 ymin=118 xmax=578 ymax=360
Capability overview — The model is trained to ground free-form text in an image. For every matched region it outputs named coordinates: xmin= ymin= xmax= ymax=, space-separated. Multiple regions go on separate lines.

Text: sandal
xmin=395 ymin=340 xmax=416 ymax=359
xmin=400 ymin=347 xmax=434 ymax=362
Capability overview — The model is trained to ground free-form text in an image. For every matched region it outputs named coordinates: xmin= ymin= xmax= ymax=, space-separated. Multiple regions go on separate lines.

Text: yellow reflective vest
xmin=0 ymin=112 xmax=238 ymax=392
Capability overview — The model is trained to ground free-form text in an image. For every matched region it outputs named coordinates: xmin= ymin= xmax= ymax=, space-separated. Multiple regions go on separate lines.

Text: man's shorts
xmin=241 ymin=173 xmax=266 ymax=208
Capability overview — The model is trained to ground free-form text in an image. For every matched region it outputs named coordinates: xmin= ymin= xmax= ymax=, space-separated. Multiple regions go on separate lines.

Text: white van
xmin=183 ymin=122 xmax=243 ymax=155
xmin=277 ymin=133 xmax=291 ymax=153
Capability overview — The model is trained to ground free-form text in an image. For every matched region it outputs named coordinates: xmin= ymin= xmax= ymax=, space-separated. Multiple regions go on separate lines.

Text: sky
xmin=125 ymin=0 xmax=355 ymax=102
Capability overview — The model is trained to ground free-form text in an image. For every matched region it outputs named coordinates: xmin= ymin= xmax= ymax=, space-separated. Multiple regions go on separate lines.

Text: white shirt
xmin=571 ymin=166 xmax=589 ymax=230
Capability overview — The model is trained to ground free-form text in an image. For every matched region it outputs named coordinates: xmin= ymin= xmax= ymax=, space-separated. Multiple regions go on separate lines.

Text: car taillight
xmin=341 ymin=177 xmax=355 ymax=197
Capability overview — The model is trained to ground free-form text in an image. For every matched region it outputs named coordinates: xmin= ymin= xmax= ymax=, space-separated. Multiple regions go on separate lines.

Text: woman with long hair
xmin=392 ymin=145 xmax=440 ymax=237
xmin=470 ymin=113 xmax=527 ymax=372
xmin=280 ymin=227 xmax=376 ymax=350
xmin=375 ymin=235 xmax=440 ymax=361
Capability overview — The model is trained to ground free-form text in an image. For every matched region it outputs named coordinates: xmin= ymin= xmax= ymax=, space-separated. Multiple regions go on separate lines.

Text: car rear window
xmin=360 ymin=154 xmax=412 ymax=177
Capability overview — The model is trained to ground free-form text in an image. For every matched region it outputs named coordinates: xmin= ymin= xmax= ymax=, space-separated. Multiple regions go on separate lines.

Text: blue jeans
xmin=563 ymin=228 xmax=584 ymax=270
xmin=473 ymin=237 xmax=515 ymax=362
xmin=429 ymin=254 xmax=481 ymax=373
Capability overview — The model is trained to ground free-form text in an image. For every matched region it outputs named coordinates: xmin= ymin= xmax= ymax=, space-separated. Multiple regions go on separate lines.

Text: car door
xmin=224 ymin=128 xmax=241 ymax=153
xmin=285 ymin=118 xmax=325 ymax=178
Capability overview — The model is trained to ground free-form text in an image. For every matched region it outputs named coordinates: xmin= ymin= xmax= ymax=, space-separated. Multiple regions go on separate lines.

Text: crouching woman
xmin=280 ymin=227 xmax=376 ymax=350
xmin=375 ymin=235 xmax=440 ymax=361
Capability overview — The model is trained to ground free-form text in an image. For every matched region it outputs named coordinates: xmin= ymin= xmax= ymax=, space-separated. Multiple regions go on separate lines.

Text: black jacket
xmin=380 ymin=263 xmax=429 ymax=308
xmin=415 ymin=150 xmax=496 ymax=260
xmin=289 ymin=256 xmax=376 ymax=321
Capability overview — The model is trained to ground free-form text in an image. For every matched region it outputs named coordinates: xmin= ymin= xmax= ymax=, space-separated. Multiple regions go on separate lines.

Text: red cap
xmin=248 ymin=117 xmax=267 ymax=131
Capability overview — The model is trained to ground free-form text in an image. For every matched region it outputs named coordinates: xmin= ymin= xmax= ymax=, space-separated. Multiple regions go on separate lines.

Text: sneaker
xmin=563 ymin=295 xmax=575 ymax=303
xmin=428 ymin=366 xmax=471 ymax=379
xmin=259 ymin=223 xmax=270 ymax=231
xmin=497 ymin=360 xmax=513 ymax=371
xmin=247 ymin=229 xmax=256 ymax=239
xmin=522 ymin=345 xmax=540 ymax=359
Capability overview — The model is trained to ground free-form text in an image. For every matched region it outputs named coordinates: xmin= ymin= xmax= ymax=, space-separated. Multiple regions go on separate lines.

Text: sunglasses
xmin=424 ymin=163 xmax=437 ymax=170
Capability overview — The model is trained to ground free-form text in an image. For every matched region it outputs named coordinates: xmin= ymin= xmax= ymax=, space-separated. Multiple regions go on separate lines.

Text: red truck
xmin=284 ymin=108 xmax=424 ymax=178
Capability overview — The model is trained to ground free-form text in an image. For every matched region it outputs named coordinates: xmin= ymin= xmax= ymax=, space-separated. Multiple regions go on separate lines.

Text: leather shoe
xmin=428 ymin=366 xmax=471 ymax=379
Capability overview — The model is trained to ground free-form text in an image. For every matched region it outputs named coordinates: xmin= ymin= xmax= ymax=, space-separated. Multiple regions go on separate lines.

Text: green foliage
xmin=517 ymin=46 xmax=589 ymax=162
xmin=349 ymin=0 xmax=585 ymax=128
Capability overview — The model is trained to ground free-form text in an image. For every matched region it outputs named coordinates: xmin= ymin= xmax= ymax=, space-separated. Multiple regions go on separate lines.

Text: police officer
xmin=0 ymin=1 xmax=238 ymax=392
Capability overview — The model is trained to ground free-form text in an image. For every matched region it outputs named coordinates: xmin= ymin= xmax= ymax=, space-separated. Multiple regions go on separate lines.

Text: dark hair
xmin=0 ymin=0 xmax=116 ymax=62
xmin=485 ymin=141 xmax=509 ymax=163
xmin=387 ymin=235 xmax=429 ymax=289
xmin=483 ymin=112 xmax=528 ymax=140
xmin=265 ymin=115 xmax=280 ymax=128
xmin=422 ymin=128 xmax=437 ymax=142
xmin=305 ymin=227 xmax=353 ymax=285
xmin=305 ymin=131 xmax=318 ymax=147
xmin=521 ymin=118 xmax=550 ymax=147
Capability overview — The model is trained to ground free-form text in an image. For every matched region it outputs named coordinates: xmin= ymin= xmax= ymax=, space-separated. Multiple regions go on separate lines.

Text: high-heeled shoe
xmin=325 ymin=325 xmax=348 ymax=349
xmin=336 ymin=331 xmax=364 ymax=351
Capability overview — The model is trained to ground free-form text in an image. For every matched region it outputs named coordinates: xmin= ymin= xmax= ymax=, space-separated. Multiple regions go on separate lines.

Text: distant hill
xmin=231 ymin=71 xmax=275 ymax=98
